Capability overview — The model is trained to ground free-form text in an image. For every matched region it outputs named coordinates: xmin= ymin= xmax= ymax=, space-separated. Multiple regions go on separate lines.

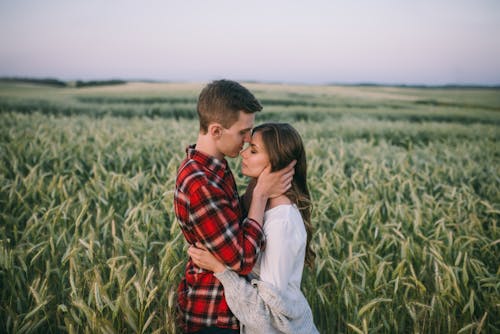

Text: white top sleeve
xmin=259 ymin=221 xmax=299 ymax=290
xmin=259 ymin=205 xmax=306 ymax=292
xmin=214 ymin=269 xmax=319 ymax=334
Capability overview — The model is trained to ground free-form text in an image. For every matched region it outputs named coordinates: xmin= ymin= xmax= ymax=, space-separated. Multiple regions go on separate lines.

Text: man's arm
xmin=189 ymin=161 xmax=296 ymax=274
xmin=189 ymin=183 xmax=264 ymax=275
xmin=241 ymin=178 xmax=256 ymax=216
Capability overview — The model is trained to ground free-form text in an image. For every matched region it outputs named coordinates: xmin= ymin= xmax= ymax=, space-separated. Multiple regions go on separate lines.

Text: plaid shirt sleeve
xmin=189 ymin=182 xmax=265 ymax=275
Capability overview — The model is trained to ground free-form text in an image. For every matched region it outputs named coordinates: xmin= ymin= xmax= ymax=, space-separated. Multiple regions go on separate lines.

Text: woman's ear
xmin=208 ymin=123 xmax=223 ymax=139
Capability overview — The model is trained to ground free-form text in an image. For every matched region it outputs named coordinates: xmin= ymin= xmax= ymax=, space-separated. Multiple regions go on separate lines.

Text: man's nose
xmin=240 ymin=146 xmax=249 ymax=157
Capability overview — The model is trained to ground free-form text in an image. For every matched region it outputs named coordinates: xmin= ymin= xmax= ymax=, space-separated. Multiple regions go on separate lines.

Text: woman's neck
xmin=267 ymin=195 xmax=292 ymax=210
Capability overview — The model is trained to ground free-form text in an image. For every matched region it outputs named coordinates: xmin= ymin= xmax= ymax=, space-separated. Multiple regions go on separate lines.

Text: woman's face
xmin=240 ymin=132 xmax=270 ymax=178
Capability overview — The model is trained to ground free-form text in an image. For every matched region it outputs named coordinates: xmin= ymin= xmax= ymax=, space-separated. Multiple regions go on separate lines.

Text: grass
xmin=0 ymin=80 xmax=499 ymax=333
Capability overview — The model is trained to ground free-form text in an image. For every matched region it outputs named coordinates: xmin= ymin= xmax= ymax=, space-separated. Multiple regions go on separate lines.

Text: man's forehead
xmin=238 ymin=111 xmax=255 ymax=121
xmin=233 ymin=111 xmax=255 ymax=128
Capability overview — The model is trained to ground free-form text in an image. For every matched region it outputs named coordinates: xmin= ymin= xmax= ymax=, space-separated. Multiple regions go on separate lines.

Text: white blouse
xmin=253 ymin=204 xmax=307 ymax=295
xmin=213 ymin=203 xmax=318 ymax=334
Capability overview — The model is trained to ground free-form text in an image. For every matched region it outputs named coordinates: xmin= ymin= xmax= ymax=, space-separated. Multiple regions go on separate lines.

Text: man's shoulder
xmin=176 ymin=158 xmax=210 ymax=193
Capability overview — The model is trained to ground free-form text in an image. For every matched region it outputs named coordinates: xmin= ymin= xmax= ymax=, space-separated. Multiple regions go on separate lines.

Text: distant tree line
xmin=0 ymin=77 xmax=126 ymax=88
xmin=74 ymin=80 xmax=126 ymax=87
xmin=0 ymin=77 xmax=67 ymax=87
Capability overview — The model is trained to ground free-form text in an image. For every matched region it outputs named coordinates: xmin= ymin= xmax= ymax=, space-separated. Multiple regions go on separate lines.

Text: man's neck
xmin=195 ymin=133 xmax=223 ymax=160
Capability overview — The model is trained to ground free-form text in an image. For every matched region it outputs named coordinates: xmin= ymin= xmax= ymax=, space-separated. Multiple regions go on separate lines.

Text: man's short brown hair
xmin=197 ymin=80 xmax=262 ymax=133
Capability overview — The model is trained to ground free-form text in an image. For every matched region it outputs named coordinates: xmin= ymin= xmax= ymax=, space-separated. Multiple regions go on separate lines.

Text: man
xmin=174 ymin=80 xmax=294 ymax=333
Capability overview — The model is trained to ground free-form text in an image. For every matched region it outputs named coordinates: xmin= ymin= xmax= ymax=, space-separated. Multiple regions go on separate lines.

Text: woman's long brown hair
xmin=252 ymin=123 xmax=315 ymax=268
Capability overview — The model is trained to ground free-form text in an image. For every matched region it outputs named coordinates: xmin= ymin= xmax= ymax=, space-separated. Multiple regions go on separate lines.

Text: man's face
xmin=218 ymin=111 xmax=254 ymax=158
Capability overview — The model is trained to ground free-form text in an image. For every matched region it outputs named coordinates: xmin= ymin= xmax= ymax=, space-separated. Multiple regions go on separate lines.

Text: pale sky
xmin=1 ymin=0 xmax=499 ymax=85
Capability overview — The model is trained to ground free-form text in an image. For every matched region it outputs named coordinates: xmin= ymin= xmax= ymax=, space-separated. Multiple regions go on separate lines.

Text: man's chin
xmin=226 ymin=152 xmax=239 ymax=158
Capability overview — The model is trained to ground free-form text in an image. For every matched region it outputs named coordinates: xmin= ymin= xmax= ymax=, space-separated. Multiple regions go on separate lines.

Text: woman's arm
xmin=188 ymin=244 xmax=271 ymax=325
xmin=215 ymin=270 xmax=318 ymax=334
xmin=188 ymin=240 xmax=319 ymax=333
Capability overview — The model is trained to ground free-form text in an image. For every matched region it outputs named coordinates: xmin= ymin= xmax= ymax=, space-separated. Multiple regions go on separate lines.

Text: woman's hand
xmin=254 ymin=160 xmax=296 ymax=199
xmin=188 ymin=243 xmax=226 ymax=273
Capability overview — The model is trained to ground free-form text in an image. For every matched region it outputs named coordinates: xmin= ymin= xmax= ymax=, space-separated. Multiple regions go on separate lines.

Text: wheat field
xmin=1 ymin=80 xmax=499 ymax=333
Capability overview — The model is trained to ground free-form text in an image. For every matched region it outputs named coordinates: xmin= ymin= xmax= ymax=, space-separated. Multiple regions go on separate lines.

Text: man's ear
xmin=208 ymin=123 xmax=223 ymax=139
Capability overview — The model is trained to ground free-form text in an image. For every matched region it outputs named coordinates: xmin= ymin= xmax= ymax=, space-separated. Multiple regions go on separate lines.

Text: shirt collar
xmin=186 ymin=144 xmax=228 ymax=178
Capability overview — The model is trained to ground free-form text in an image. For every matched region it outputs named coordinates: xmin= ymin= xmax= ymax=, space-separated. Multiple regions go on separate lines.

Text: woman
xmin=188 ymin=123 xmax=319 ymax=334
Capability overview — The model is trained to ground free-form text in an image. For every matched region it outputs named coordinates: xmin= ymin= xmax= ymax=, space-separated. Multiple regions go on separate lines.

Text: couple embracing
xmin=174 ymin=80 xmax=319 ymax=334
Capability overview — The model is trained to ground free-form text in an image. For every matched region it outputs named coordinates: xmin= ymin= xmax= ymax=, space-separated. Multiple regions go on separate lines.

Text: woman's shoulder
xmin=264 ymin=204 xmax=305 ymax=234
xmin=265 ymin=203 xmax=299 ymax=219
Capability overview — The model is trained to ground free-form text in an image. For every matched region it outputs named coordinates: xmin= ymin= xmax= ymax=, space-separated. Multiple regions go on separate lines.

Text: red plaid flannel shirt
xmin=174 ymin=145 xmax=266 ymax=333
